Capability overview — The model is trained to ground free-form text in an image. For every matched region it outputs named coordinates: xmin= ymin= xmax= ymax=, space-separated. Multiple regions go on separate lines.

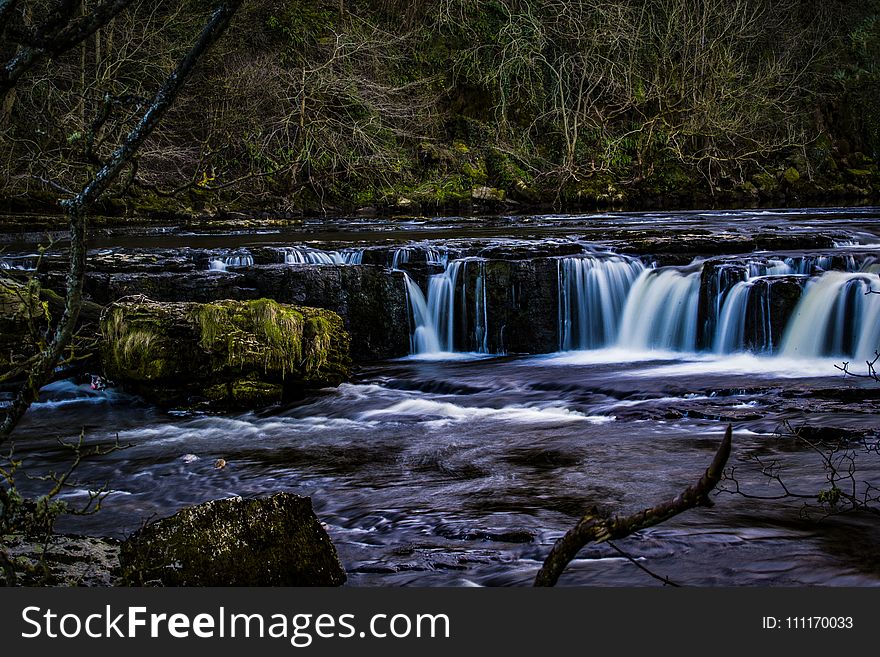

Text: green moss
xmin=102 ymin=299 xmax=350 ymax=410
xmin=102 ymin=306 xmax=176 ymax=381
xmin=300 ymin=307 xmax=351 ymax=384
xmin=118 ymin=493 xmax=347 ymax=586
xmin=203 ymin=376 xmax=284 ymax=406
xmin=782 ymin=167 xmax=801 ymax=185
xmin=752 ymin=172 xmax=779 ymax=193
xmin=195 ymin=298 xmax=305 ymax=377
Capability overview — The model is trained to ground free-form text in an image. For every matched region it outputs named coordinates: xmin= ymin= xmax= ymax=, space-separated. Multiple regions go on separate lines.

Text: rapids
xmin=3 ymin=206 xmax=880 ymax=586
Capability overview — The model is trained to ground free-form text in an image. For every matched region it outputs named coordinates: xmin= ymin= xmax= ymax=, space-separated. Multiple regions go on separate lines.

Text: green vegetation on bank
xmin=2 ymin=0 xmax=880 ymax=216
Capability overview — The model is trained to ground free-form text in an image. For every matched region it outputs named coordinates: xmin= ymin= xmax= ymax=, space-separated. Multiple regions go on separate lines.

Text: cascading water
xmin=403 ymin=274 xmax=441 ymax=353
xmin=395 ymin=250 xmax=489 ymax=355
xmin=711 ymin=259 xmax=799 ymax=353
xmin=281 ymin=246 xmax=363 ymax=265
xmin=557 ymin=255 xmax=645 ymax=350
xmin=713 ymin=281 xmax=752 ymax=353
xmin=209 ymin=252 xmax=254 ymax=271
xmin=781 ymin=271 xmax=880 ymax=360
xmin=617 ymin=267 xmax=701 ymax=351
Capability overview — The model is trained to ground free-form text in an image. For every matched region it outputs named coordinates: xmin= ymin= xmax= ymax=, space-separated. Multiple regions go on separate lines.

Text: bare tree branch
xmin=534 ymin=425 xmax=732 ymax=586
xmin=0 ymin=0 xmax=244 ymax=440
xmin=1 ymin=0 xmax=138 ymax=95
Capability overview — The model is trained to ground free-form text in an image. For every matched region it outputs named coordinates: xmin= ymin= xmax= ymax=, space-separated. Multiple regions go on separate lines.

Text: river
xmin=3 ymin=206 xmax=880 ymax=586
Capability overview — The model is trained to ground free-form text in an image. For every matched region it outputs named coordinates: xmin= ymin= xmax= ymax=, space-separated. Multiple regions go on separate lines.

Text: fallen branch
xmin=534 ymin=425 xmax=732 ymax=587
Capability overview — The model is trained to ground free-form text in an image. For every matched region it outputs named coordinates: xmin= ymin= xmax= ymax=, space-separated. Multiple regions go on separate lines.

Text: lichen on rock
xmin=101 ymin=297 xmax=350 ymax=408
xmin=118 ymin=493 xmax=347 ymax=586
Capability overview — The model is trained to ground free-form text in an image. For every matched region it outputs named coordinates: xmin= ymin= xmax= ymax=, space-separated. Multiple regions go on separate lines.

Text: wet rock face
xmin=697 ymin=262 xmax=749 ymax=349
xmin=85 ymin=270 xmax=260 ymax=304
xmin=240 ymin=265 xmax=410 ymax=361
xmin=101 ymin=298 xmax=350 ymax=409
xmin=742 ymin=276 xmax=805 ymax=352
xmin=483 ymin=258 xmax=559 ymax=353
xmin=3 ymin=535 xmax=121 ymax=586
xmin=119 ymin=493 xmax=347 ymax=586
xmin=614 ymin=231 xmax=843 ymax=263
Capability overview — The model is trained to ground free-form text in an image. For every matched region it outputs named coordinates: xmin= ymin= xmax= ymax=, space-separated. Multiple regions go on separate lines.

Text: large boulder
xmin=101 ymin=297 xmax=350 ymax=408
xmin=118 ymin=493 xmax=347 ymax=586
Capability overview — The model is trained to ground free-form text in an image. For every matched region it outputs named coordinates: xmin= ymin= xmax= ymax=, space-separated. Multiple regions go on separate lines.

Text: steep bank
xmin=2 ymin=1 xmax=880 ymax=217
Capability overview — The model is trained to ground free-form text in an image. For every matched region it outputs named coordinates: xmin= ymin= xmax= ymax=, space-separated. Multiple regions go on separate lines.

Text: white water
xmin=400 ymin=254 xmax=490 ymax=356
xmin=208 ymin=253 xmax=254 ymax=271
xmin=713 ymin=281 xmax=752 ymax=353
xmin=282 ymin=247 xmax=363 ymax=265
xmin=781 ymin=271 xmax=880 ymax=360
xmin=194 ymin=238 xmax=880 ymax=363
xmin=617 ymin=267 xmax=701 ymax=351
xmin=403 ymin=273 xmax=441 ymax=354
xmin=557 ymin=256 xmax=645 ymax=350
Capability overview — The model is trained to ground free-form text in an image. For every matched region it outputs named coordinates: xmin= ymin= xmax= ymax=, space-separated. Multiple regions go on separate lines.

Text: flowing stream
xmin=3 ymin=207 xmax=880 ymax=586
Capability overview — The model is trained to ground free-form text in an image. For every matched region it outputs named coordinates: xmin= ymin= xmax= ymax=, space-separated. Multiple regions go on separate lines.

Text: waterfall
xmin=391 ymin=247 xmax=447 ymax=269
xmin=473 ymin=260 xmax=489 ymax=354
xmin=781 ymin=271 xmax=880 ymax=360
xmin=342 ymin=249 xmax=364 ymax=265
xmin=557 ymin=256 xmax=645 ymax=350
xmin=713 ymin=281 xmax=752 ymax=353
xmin=399 ymin=256 xmax=489 ymax=355
xmin=208 ymin=253 xmax=253 ymax=271
xmin=712 ymin=259 xmax=799 ymax=353
xmin=403 ymin=274 xmax=441 ymax=353
xmin=617 ymin=268 xmax=701 ymax=351
xmin=282 ymin=247 xmax=352 ymax=265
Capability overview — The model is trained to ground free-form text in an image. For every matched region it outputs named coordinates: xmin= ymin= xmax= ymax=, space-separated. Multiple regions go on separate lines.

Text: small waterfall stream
xmin=617 ymin=267 xmax=702 ymax=351
xmin=781 ymin=271 xmax=880 ymax=360
xmin=399 ymin=252 xmax=489 ymax=356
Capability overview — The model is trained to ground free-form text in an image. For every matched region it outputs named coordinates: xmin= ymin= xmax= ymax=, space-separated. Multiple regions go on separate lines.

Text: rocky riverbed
xmin=2 ymin=207 xmax=879 ymax=586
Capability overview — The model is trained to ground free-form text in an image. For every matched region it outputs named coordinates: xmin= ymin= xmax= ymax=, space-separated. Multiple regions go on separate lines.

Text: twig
xmin=607 ymin=540 xmax=681 ymax=587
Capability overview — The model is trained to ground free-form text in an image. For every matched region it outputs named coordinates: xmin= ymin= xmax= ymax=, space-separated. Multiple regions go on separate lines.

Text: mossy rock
xmin=0 ymin=276 xmax=48 ymax=369
xmin=101 ymin=297 xmax=351 ymax=408
xmin=782 ymin=167 xmax=801 ymax=185
xmin=751 ymin=171 xmax=780 ymax=193
xmin=118 ymin=493 xmax=346 ymax=586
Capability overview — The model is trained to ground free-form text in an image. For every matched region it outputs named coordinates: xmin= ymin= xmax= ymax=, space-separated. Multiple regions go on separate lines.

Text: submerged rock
xmin=119 ymin=493 xmax=346 ymax=586
xmin=101 ymin=297 xmax=350 ymax=408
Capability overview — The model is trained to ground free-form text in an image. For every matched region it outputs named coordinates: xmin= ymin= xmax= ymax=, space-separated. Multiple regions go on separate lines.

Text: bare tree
xmin=0 ymin=1 xmax=244 ymax=440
